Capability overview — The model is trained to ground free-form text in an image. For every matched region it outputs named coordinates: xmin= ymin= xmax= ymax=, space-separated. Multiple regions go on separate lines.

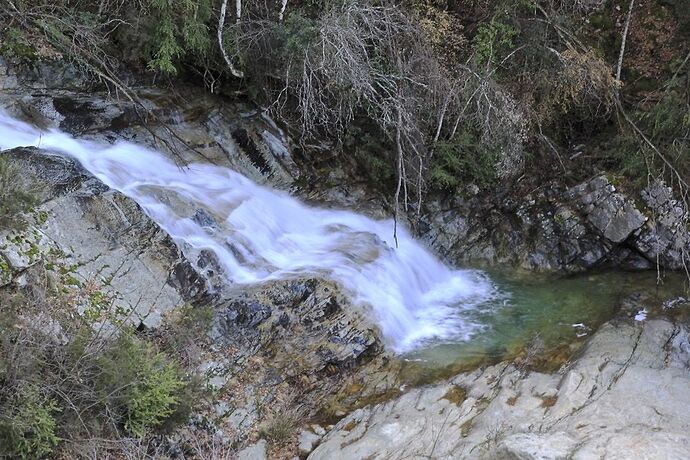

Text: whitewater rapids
xmin=0 ymin=112 xmax=500 ymax=352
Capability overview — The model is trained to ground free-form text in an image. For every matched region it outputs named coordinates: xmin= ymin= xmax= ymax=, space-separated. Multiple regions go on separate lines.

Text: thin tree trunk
xmin=279 ymin=0 xmax=288 ymax=21
xmin=218 ymin=0 xmax=244 ymax=77
xmin=616 ymin=0 xmax=635 ymax=82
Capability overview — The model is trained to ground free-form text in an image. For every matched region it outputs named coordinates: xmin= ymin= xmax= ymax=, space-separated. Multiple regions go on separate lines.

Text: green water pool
xmin=402 ymin=270 xmax=690 ymax=372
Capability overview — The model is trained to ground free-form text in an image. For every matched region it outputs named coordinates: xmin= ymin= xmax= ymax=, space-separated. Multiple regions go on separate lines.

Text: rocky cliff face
xmin=0 ymin=61 xmax=391 ymax=456
xmin=0 ymin=143 xmax=388 ymax=456
xmin=423 ymin=174 xmax=690 ymax=273
xmin=0 ymin=147 xmax=206 ymax=326
xmin=3 ymin=57 xmax=689 ymax=276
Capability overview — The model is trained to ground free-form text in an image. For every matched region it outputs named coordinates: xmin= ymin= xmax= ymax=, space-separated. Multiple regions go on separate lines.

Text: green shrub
xmin=282 ymin=12 xmax=321 ymax=57
xmin=96 ymin=333 xmax=186 ymax=437
xmin=0 ymin=27 xmax=38 ymax=65
xmin=639 ymin=92 xmax=690 ymax=142
xmin=145 ymin=0 xmax=213 ymax=74
xmin=0 ymin=385 xmax=60 ymax=460
xmin=0 ymin=283 xmax=201 ymax=454
xmin=125 ymin=358 xmax=185 ymax=436
xmin=472 ymin=18 xmax=518 ymax=67
xmin=430 ymin=129 xmax=499 ymax=190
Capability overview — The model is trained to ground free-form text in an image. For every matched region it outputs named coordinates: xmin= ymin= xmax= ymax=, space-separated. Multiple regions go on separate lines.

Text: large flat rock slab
xmin=310 ymin=318 xmax=690 ymax=459
xmin=0 ymin=148 xmax=205 ymax=328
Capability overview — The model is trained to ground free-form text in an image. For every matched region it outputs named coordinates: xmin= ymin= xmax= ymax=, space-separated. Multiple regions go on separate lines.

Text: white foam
xmin=0 ymin=112 xmax=501 ymax=352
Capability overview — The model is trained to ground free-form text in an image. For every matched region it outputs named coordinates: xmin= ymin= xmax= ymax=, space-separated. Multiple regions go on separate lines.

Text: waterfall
xmin=0 ymin=112 xmax=499 ymax=352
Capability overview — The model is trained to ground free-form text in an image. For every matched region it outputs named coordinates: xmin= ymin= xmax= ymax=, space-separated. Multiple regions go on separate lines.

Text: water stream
xmin=2 ymin=113 xmax=687 ymax=362
xmin=0 ymin=112 xmax=500 ymax=353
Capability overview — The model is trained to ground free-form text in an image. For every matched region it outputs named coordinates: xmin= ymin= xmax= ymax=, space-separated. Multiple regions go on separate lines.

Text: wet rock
xmin=192 ymin=208 xmax=217 ymax=228
xmin=2 ymin=147 xmax=87 ymax=199
xmin=21 ymin=60 xmax=88 ymax=91
xmin=215 ymin=277 xmax=381 ymax=376
xmin=18 ymin=95 xmax=65 ymax=129
xmin=1 ymin=66 xmax=299 ymax=195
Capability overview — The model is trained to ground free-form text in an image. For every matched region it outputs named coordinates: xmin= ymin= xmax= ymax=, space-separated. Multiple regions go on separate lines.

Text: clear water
xmin=402 ymin=270 xmax=690 ymax=370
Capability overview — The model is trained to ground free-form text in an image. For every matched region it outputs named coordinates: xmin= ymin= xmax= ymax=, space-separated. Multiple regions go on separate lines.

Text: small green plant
xmin=472 ymin=18 xmax=518 ymax=67
xmin=97 ymin=333 xmax=186 ymax=437
xmin=145 ymin=0 xmax=213 ymax=74
xmin=430 ymin=129 xmax=498 ymax=191
xmin=0 ymin=27 xmax=38 ymax=65
xmin=125 ymin=358 xmax=185 ymax=436
xmin=282 ymin=12 xmax=321 ymax=57
xmin=0 ymin=385 xmax=61 ymax=459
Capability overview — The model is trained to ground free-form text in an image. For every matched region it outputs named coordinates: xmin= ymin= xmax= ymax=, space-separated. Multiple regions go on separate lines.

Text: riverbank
xmin=1 ymin=58 xmax=689 ymax=459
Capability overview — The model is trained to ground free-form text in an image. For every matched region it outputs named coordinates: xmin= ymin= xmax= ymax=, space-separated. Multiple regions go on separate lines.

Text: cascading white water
xmin=0 ymin=112 xmax=500 ymax=352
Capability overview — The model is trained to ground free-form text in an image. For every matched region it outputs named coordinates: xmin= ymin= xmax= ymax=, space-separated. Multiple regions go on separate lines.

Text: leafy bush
xmin=144 ymin=0 xmax=213 ymax=74
xmin=540 ymin=48 xmax=618 ymax=124
xmin=0 ymin=27 xmax=37 ymax=65
xmin=411 ymin=0 xmax=467 ymax=69
xmin=0 ymin=284 xmax=202 ymax=456
xmin=430 ymin=129 xmax=499 ymax=190
xmin=472 ymin=18 xmax=518 ymax=66
xmin=96 ymin=333 xmax=186 ymax=437
xmin=0 ymin=385 xmax=60 ymax=459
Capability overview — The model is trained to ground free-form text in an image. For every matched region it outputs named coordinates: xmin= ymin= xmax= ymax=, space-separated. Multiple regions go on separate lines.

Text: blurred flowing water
xmin=0 ymin=112 xmax=500 ymax=353
xmin=2 ymin=113 xmax=686 ymax=362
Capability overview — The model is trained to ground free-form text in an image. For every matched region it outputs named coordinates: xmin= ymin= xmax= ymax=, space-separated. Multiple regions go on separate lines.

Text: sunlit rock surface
xmin=310 ymin=318 xmax=690 ymax=459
